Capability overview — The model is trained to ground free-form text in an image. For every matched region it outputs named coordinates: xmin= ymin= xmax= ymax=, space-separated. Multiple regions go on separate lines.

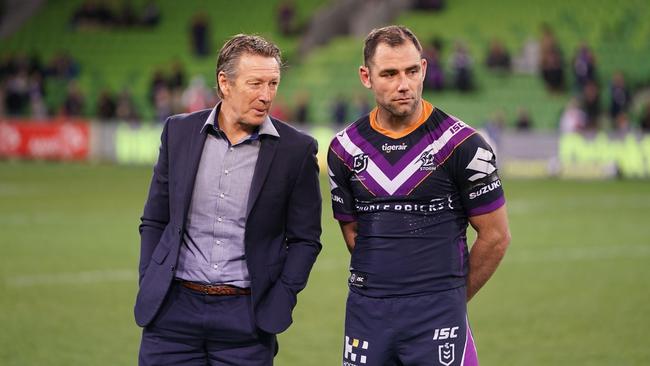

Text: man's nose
xmin=397 ymin=73 xmax=409 ymax=92
xmin=259 ymin=85 xmax=274 ymax=104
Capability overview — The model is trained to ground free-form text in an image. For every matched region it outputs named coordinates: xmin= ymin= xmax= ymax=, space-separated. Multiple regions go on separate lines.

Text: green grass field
xmin=1 ymin=161 xmax=649 ymax=365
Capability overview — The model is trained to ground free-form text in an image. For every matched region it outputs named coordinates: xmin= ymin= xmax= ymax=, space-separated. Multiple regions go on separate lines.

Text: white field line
xmin=506 ymin=244 xmax=650 ymax=263
xmin=5 ymin=269 xmax=137 ymax=287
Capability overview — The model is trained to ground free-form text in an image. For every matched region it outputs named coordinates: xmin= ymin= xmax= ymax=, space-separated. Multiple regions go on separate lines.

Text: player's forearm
xmin=466 ymin=231 xmax=510 ymax=301
xmin=339 ymin=221 xmax=358 ymax=254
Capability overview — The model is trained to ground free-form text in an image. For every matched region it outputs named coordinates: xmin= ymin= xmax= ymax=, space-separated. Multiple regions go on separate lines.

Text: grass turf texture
xmin=0 ymin=161 xmax=649 ymax=365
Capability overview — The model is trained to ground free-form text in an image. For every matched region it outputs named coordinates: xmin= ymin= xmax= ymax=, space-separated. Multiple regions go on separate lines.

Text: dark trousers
xmin=139 ymin=282 xmax=276 ymax=366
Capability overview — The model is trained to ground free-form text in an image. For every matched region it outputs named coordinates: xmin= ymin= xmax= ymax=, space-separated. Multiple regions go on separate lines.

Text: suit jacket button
xmin=171 ymin=265 xmax=175 ymax=272
xmin=177 ymin=228 xmax=181 ymax=234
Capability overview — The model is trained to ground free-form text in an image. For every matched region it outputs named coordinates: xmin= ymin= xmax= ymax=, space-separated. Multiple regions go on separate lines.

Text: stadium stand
xmin=1 ymin=0 xmax=649 ymax=129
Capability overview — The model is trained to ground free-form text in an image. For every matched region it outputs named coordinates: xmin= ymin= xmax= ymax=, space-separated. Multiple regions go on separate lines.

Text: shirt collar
xmin=200 ymin=102 xmax=279 ymax=138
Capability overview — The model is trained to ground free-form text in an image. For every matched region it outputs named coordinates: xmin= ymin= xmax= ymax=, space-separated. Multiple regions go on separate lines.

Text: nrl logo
xmin=438 ymin=343 xmax=455 ymax=366
xmin=418 ymin=148 xmax=437 ymax=171
xmin=352 ymin=154 xmax=369 ymax=173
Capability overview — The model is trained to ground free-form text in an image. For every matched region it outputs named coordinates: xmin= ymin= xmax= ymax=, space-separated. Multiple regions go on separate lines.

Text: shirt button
xmin=217 ymin=217 xmax=223 ymax=222
xmin=216 ymin=240 xmax=222 ymax=245
xmin=213 ymin=264 xmax=218 ymax=269
xmin=224 ymin=170 xmax=229 ymax=175
xmin=219 ymin=193 xmax=225 ymax=198
xmin=229 ymin=147 xmax=234 ymax=152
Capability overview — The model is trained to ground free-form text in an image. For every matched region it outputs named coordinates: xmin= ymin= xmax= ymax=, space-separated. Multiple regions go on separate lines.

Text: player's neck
xmin=376 ymin=102 xmax=424 ymax=134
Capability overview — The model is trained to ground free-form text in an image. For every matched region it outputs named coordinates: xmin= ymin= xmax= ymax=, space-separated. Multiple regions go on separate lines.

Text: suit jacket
xmin=134 ymin=108 xmax=322 ymax=334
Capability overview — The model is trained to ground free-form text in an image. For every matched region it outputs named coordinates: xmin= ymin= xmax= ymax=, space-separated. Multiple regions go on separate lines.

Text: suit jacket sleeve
xmin=257 ymin=138 xmax=322 ymax=334
xmin=138 ymin=119 xmax=170 ymax=283
xmin=281 ymin=138 xmax=322 ymax=291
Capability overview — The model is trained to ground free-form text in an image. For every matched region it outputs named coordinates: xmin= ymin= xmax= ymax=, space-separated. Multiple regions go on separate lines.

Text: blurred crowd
xmin=3 ymin=3 xmax=650 ymax=135
xmin=418 ymin=22 xmax=650 ymax=134
xmin=71 ymin=0 xmax=160 ymax=30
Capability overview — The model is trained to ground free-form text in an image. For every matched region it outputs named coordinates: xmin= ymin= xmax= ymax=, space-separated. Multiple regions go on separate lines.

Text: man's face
xmin=360 ymin=42 xmax=426 ymax=119
xmin=219 ymin=53 xmax=280 ymax=126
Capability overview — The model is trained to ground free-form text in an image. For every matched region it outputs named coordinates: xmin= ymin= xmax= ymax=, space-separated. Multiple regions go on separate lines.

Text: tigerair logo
xmin=344 ymin=336 xmax=369 ymax=365
xmin=381 ymin=142 xmax=408 ymax=153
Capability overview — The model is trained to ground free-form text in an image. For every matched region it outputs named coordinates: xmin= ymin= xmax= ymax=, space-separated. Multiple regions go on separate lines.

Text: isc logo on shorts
xmin=432 ymin=326 xmax=459 ymax=340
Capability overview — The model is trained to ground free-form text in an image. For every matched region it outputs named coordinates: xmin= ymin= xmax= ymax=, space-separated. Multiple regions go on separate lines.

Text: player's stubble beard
xmin=378 ymin=93 xmax=421 ymax=122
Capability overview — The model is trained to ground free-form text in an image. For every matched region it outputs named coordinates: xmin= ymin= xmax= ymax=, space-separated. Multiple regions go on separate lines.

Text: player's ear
xmin=420 ymin=58 xmax=427 ymax=81
xmin=359 ymin=65 xmax=372 ymax=89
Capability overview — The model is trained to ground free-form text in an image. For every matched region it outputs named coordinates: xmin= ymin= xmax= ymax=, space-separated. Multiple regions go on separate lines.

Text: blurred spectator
xmin=96 ymin=89 xmax=116 ymax=120
xmin=332 ymin=95 xmax=349 ymax=126
xmin=149 ymin=68 xmax=167 ymax=104
xmin=277 ymin=0 xmax=297 ymax=36
xmin=423 ymin=37 xmax=444 ymax=91
xmin=582 ymin=80 xmax=600 ymax=130
xmin=141 ymin=1 xmax=161 ymax=27
xmin=609 ymin=71 xmax=630 ymax=123
xmin=62 ymin=82 xmax=85 ymax=117
xmin=168 ymin=61 xmax=186 ymax=91
xmin=71 ymin=0 xmax=160 ymax=29
xmin=572 ymin=42 xmax=597 ymax=91
xmin=181 ymin=76 xmax=215 ymax=113
xmin=539 ymin=24 xmax=565 ymax=92
xmin=4 ymin=68 xmax=30 ymax=115
xmin=29 ymin=73 xmax=47 ymax=119
xmin=485 ymin=39 xmax=511 ymax=73
xmin=413 ymin=0 xmax=446 ymax=11
xmin=118 ymin=2 xmax=137 ymax=27
xmin=294 ymin=92 xmax=311 ymax=125
xmin=514 ymin=108 xmax=532 ymax=131
xmin=450 ymin=41 xmax=474 ymax=92
xmin=46 ymin=51 xmax=80 ymax=80
xmin=190 ymin=13 xmax=210 ymax=57
xmin=116 ymin=88 xmax=139 ymax=122
xmin=640 ymin=102 xmax=650 ymax=133
xmin=559 ymin=97 xmax=586 ymax=133
xmin=153 ymin=86 xmax=173 ymax=123
xmin=71 ymin=0 xmax=115 ymax=29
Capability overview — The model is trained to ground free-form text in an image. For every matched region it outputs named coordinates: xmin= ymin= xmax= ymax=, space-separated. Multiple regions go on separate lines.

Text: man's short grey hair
xmin=215 ymin=34 xmax=282 ymax=98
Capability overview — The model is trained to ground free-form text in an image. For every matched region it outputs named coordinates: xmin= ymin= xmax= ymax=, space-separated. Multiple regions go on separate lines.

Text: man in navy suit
xmin=135 ymin=34 xmax=322 ymax=365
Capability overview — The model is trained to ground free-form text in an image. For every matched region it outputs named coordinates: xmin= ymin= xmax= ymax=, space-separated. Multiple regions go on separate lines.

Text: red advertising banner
xmin=0 ymin=119 xmax=90 ymax=160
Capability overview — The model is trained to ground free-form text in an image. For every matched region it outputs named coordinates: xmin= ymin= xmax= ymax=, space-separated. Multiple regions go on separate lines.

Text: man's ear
xmin=218 ymin=71 xmax=230 ymax=97
xmin=420 ymin=58 xmax=428 ymax=82
xmin=359 ymin=66 xmax=372 ymax=89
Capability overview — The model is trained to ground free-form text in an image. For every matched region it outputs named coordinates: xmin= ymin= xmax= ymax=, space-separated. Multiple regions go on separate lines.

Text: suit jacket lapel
xmin=180 ymin=116 xmax=208 ymax=223
xmin=247 ymin=135 xmax=278 ymax=217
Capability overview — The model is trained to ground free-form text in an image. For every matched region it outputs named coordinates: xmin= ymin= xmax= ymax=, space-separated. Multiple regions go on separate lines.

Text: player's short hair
xmin=363 ymin=25 xmax=422 ymax=68
xmin=215 ymin=34 xmax=282 ymax=98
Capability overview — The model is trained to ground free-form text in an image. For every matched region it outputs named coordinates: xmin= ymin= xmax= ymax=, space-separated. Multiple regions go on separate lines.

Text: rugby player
xmin=328 ymin=25 xmax=511 ymax=366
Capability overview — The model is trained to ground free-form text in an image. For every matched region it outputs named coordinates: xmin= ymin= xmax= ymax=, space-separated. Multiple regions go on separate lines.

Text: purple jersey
xmin=328 ymin=102 xmax=505 ymax=297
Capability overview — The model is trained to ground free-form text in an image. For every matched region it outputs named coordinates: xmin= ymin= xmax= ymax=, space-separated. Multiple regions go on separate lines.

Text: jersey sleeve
xmin=327 ymin=140 xmax=357 ymax=222
xmin=448 ymin=132 xmax=505 ymax=217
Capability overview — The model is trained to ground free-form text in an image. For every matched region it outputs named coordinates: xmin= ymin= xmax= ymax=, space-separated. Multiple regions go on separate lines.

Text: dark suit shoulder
xmin=167 ymin=108 xmax=213 ymax=127
xmin=270 ymin=117 xmax=316 ymax=148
